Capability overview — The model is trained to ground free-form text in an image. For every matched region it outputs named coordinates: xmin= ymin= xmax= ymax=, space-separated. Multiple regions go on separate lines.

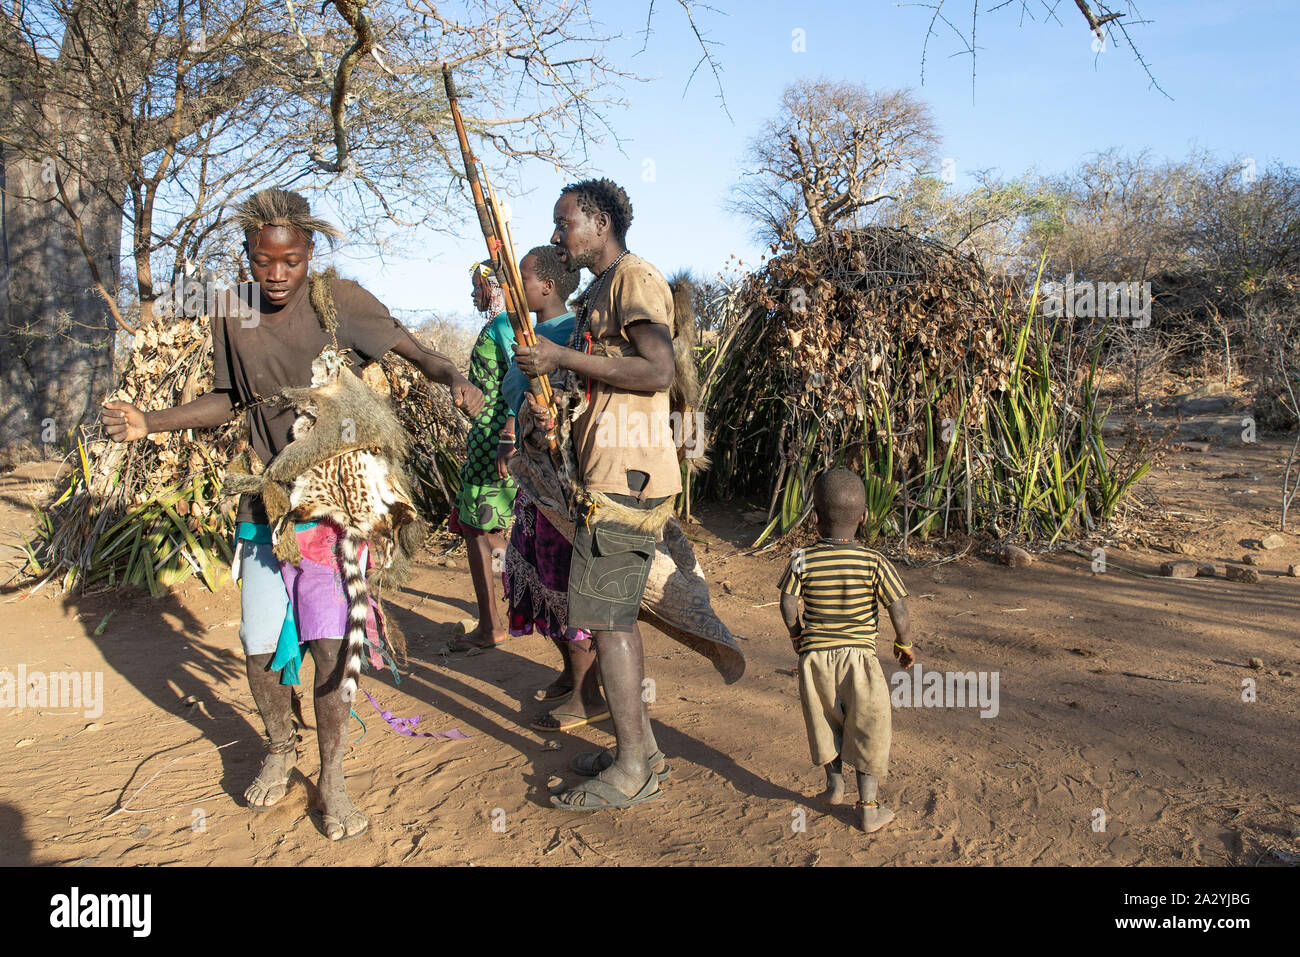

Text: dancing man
xmin=103 ymin=188 xmax=482 ymax=839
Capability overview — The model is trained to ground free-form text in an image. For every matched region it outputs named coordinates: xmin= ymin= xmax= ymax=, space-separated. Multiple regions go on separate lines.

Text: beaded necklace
xmin=566 ymin=248 xmax=631 ymax=401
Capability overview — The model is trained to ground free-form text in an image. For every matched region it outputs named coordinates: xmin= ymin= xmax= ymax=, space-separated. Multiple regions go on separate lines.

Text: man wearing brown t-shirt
xmin=515 ymin=178 xmax=680 ymax=810
xmin=103 ymin=189 xmax=482 ymax=841
xmin=568 ymin=252 xmax=682 ymax=502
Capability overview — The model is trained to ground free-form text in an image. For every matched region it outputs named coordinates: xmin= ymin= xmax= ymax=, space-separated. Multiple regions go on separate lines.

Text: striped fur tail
xmin=336 ymin=530 xmax=370 ymax=703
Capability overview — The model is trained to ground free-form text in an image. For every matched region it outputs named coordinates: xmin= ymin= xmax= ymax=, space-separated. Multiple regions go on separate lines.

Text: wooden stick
xmin=1121 ymin=671 xmax=1207 ymax=685
xmin=443 ymin=65 xmax=566 ymax=473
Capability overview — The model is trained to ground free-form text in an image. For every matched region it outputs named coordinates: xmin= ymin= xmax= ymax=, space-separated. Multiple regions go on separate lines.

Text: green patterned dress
xmin=454 ymin=311 xmax=517 ymax=532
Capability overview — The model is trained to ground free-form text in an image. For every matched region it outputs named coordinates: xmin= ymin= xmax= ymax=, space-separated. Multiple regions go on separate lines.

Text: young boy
xmin=778 ymin=468 xmax=917 ymax=833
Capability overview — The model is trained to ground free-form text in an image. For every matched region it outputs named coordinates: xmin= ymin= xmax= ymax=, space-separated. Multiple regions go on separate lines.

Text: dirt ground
xmin=2 ymin=396 xmax=1298 ymax=867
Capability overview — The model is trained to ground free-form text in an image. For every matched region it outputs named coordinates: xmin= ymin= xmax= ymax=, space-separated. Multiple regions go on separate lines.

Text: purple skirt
xmin=281 ymin=523 xmax=383 ymax=669
xmin=501 ymin=488 xmax=591 ymax=643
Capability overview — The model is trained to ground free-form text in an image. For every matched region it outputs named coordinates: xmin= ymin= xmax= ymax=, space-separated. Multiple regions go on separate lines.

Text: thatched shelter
xmin=696 ymin=227 xmax=1151 ymax=547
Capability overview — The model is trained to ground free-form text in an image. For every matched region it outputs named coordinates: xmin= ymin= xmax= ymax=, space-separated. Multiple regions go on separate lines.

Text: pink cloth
xmin=280 ymin=524 xmax=382 ymax=658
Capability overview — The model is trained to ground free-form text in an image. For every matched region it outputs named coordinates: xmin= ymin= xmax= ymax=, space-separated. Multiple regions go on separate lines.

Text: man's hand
xmin=520 ymin=392 xmax=556 ymax=452
xmin=102 ymin=401 xmax=149 ymax=442
xmin=513 ymin=337 xmax=565 ymax=378
xmin=451 ymin=376 xmax=484 ymax=418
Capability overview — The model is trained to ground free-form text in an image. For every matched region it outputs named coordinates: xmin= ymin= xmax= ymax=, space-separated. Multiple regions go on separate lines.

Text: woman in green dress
xmin=448 ymin=262 xmax=517 ymax=650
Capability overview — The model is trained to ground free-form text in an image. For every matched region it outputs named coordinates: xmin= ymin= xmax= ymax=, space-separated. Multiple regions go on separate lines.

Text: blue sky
xmin=326 ymin=0 xmax=1300 ymax=325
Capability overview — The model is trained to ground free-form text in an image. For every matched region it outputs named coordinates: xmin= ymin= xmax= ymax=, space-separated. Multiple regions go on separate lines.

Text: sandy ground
xmin=2 ymin=401 xmax=1298 ymax=867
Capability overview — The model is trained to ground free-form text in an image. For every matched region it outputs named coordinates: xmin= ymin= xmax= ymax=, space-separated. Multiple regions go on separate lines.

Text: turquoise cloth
xmin=487 ymin=310 xmax=517 ymax=356
xmin=237 ymin=521 xmax=317 ymax=685
xmin=502 ymin=311 xmax=576 ymax=417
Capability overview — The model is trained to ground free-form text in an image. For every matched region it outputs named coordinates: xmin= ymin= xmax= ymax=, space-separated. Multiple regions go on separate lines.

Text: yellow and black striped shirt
xmin=778 ymin=540 xmax=908 ymax=654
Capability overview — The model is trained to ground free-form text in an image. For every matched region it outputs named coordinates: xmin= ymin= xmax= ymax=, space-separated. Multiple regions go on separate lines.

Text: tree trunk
xmin=0 ymin=106 xmax=123 ymax=458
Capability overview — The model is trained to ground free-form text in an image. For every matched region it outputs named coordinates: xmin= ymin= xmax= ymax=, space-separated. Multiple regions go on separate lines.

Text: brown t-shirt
xmin=211 ymin=277 xmax=407 ymax=523
xmin=571 ymin=254 xmax=683 ymax=500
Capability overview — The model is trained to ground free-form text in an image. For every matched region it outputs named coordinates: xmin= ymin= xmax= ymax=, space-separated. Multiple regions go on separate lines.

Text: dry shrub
xmin=21 ymin=312 xmax=466 ymax=595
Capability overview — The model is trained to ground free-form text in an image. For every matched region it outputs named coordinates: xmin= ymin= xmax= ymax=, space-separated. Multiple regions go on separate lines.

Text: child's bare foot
xmin=822 ymin=769 xmax=846 ymax=806
xmin=858 ymin=800 xmax=895 ymax=833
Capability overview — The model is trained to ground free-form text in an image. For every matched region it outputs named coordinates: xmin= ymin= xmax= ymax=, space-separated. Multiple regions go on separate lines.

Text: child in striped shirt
xmin=778 ymin=468 xmax=917 ymax=834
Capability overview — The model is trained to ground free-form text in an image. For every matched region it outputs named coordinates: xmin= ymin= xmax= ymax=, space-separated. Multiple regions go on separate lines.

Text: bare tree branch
xmin=905 ymin=0 xmax=1168 ymax=99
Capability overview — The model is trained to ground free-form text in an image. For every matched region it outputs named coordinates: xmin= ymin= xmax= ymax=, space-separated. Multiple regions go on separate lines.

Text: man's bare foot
xmin=821 ymin=763 xmax=846 ymax=805
xmin=448 ymin=623 xmax=508 ymax=652
xmin=822 ymin=768 xmax=846 ymax=806
xmin=318 ymin=779 xmax=368 ymax=841
xmin=858 ymin=801 xmax=895 ymax=834
xmin=244 ymin=746 xmax=295 ymax=809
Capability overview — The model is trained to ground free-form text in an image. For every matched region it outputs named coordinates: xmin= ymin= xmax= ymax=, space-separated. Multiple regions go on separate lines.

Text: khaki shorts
xmin=567 ymin=493 xmax=668 ymax=633
xmin=798 ymin=645 xmax=892 ymax=777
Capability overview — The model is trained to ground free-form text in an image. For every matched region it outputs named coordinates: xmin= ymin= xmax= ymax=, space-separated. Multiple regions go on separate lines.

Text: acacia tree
xmin=730 ymin=80 xmax=940 ymax=247
xmin=1 ymin=0 xmax=316 ymax=454
xmin=883 ymin=170 xmax=1060 ymax=273
xmin=0 ymin=0 xmax=722 ymax=456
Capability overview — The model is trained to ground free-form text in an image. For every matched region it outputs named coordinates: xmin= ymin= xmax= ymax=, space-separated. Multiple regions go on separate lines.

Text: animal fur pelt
xmin=666 ymin=273 xmax=709 ymax=473
xmin=667 ymin=274 xmax=702 ymax=413
xmin=519 ymin=388 xmax=589 ymax=521
xmin=223 ymin=354 xmax=425 ymax=670
xmin=224 ymin=361 xmax=423 ymax=558
xmin=309 ymin=267 xmax=341 ymax=344
xmin=508 ymin=435 xmax=744 ymax=683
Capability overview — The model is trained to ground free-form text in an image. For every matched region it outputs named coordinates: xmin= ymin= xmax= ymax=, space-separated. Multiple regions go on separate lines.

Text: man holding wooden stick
xmin=515 ymin=178 xmax=681 ymax=809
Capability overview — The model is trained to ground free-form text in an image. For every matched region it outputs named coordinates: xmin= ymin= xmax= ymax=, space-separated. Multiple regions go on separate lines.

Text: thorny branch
xmin=640 ymin=0 xmax=730 ymax=121
xmin=907 ymin=0 xmax=1169 ymax=99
